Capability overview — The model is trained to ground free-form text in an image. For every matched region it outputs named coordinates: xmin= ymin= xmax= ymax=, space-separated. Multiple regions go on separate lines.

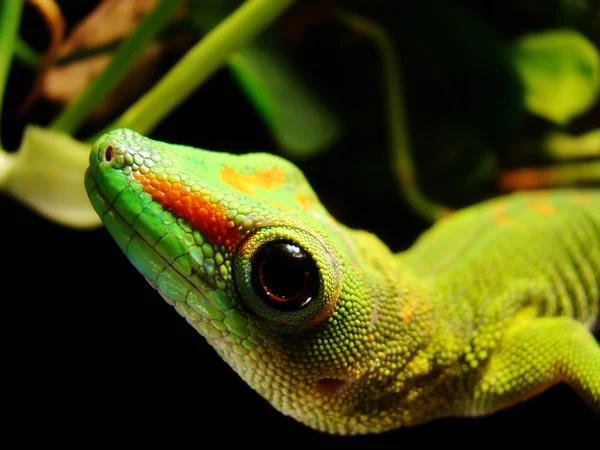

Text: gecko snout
xmin=93 ymin=128 xmax=156 ymax=172
xmin=94 ymin=133 xmax=129 ymax=168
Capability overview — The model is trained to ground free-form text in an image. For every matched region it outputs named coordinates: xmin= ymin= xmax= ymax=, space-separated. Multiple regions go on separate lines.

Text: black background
xmin=1 ymin=0 xmax=598 ymax=447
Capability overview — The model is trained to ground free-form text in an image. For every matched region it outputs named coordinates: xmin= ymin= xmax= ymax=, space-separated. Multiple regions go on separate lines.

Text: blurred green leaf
xmin=14 ymin=37 xmax=41 ymax=68
xmin=512 ymin=29 xmax=600 ymax=124
xmin=369 ymin=1 xmax=524 ymax=204
xmin=0 ymin=126 xmax=100 ymax=228
xmin=190 ymin=0 xmax=340 ymax=158
xmin=106 ymin=0 xmax=298 ymax=137
xmin=229 ymin=41 xmax=341 ymax=159
xmin=545 ymin=129 xmax=600 ymax=159
xmin=51 ymin=0 xmax=187 ymax=135
xmin=0 ymin=0 xmax=24 ymax=149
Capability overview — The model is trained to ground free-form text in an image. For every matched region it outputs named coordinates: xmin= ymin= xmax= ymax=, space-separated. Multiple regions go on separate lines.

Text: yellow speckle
xmin=570 ymin=191 xmax=593 ymax=205
xmin=527 ymin=200 xmax=556 ymax=216
xmin=295 ymin=193 xmax=314 ymax=209
xmin=220 ymin=166 xmax=285 ymax=195
xmin=489 ymin=201 xmax=513 ymax=226
xmin=399 ymin=300 xmax=416 ymax=326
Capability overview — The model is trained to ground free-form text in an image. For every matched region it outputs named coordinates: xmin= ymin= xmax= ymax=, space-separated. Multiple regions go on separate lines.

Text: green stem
xmin=54 ymin=19 xmax=198 ymax=67
xmin=55 ymin=41 xmax=119 ymax=67
xmin=500 ymin=161 xmax=600 ymax=191
xmin=102 ymin=0 xmax=297 ymax=137
xmin=0 ymin=0 xmax=24 ymax=150
xmin=0 ymin=145 xmax=16 ymax=185
xmin=337 ymin=10 xmax=449 ymax=222
xmin=544 ymin=130 xmax=600 ymax=159
xmin=14 ymin=37 xmax=41 ymax=68
xmin=51 ymin=0 xmax=186 ymax=134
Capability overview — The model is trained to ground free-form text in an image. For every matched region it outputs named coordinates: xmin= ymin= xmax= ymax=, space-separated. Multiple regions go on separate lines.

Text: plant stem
xmin=337 ymin=10 xmax=449 ymax=222
xmin=51 ymin=0 xmax=186 ymax=134
xmin=102 ymin=0 xmax=297 ymax=137
xmin=0 ymin=145 xmax=15 ymax=185
xmin=15 ymin=37 xmax=41 ymax=68
xmin=545 ymin=130 xmax=600 ymax=159
xmin=0 ymin=0 xmax=24 ymax=150
xmin=499 ymin=161 xmax=600 ymax=191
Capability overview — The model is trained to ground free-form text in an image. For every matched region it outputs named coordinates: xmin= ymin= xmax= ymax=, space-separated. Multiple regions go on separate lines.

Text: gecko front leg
xmin=471 ymin=316 xmax=600 ymax=415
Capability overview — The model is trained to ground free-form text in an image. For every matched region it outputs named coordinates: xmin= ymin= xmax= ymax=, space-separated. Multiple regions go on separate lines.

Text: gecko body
xmin=85 ymin=129 xmax=599 ymax=433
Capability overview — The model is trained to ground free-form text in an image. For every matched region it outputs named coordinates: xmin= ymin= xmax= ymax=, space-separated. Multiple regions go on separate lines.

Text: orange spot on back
xmin=489 ymin=201 xmax=513 ymax=226
xmin=494 ymin=215 xmax=513 ymax=226
xmin=132 ymin=172 xmax=242 ymax=250
xmin=295 ymin=193 xmax=313 ymax=209
xmin=528 ymin=200 xmax=556 ymax=216
xmin=570 ymin=191 xmax=593 ymax=205
xmin=220 ymin=166 xmax=285 ymax=196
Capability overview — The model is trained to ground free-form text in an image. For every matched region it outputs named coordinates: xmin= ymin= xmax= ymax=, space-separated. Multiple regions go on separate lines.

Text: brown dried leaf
xmin=40 ymin=0 xmax=192 ymax=121
xmin=41 ymin=0 xmax=158 ymax=106
xmin=21 ymin=0 xmax=66 ymax=112
xmin=57 ymin=0 xmax=159 ymax=56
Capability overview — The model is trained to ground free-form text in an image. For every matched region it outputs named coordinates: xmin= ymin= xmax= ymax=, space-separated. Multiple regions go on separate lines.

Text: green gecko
xmin=85 ymin=128 xmax=600 ymax=434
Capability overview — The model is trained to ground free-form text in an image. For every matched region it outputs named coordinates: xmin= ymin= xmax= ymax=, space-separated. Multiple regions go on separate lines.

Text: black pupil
xmin=252 ymin=241 xmax=318 ymax=311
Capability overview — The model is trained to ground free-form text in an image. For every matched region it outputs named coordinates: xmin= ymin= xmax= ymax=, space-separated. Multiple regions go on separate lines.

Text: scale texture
xmin=85 ymin=129 xmax=599 ymax=434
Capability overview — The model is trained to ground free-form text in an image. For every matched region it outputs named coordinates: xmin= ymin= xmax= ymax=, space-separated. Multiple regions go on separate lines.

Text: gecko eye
xmin=251 ymin=241 xmax=318 ymax=311
xmin=234 ymin=226 xmax=339 ymax=329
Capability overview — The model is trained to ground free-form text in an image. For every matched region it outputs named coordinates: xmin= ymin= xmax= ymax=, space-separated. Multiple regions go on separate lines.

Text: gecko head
xmin=85 ymin=129 xmax=399 ymax=434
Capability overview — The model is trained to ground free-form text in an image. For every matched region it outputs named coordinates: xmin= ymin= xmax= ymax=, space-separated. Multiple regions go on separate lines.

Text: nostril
xmin=104 ymin=145 xmax=114 ymax=162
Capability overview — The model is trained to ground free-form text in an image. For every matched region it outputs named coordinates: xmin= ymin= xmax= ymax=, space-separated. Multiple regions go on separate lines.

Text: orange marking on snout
xmin=132 ymin=171 xmax=242 ymax=250
xmin=220 ymin=166 xmax=285 ymax=196
xmin=528 ymin=200 xmax=556 ymax=216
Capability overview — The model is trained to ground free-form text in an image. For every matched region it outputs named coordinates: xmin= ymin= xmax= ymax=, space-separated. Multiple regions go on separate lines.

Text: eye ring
xmin=233 ymin=226 xmax=340 ymax=329
xmin=251 ymin=241 xmax=319 ymax=311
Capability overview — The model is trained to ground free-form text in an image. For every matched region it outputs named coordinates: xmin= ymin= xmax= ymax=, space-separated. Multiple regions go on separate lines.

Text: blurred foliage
xmin=1 ymin=125 xmax=98 ymax=227
xmin=0 ymin=0 xmax=599 ymax=236
xmin=513 ymin=29 xmax=599 ymax=125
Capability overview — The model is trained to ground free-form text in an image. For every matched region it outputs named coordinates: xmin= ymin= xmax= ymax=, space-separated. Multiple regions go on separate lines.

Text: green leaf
xmin=0 ymin=0 xmax=24 ymax=149
xmin=51 ymin=0 xmax=187 ymax=134
xmin=189 ymin=1 xmax=340 ymax=158
xmin=105 ymin=0 xmax=298 ymax=138
xmin=0 ymin=126 xmax=100 ymax=228
xmin=229 ymin=41 xmax=341 ymax=159
xmin=14 ymin=37 xmax=41 ymax=68
xmin=512 ymin=29 xmax=600 ymax=125
xmin=545 ymin=129 xmax=600 ymax=159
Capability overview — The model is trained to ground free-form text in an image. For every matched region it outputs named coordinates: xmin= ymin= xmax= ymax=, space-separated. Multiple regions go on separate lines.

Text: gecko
xmin=85 ymin=128 xmax=599 ymax=434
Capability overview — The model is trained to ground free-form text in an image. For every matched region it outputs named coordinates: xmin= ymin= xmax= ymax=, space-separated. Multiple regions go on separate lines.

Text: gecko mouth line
xmin=85 ymin=168 xmax=234 ymax=337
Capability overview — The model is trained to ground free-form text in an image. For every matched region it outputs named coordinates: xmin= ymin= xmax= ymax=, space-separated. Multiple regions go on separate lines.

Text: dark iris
xmin=251 ymin=241 xmax=319 ymax=311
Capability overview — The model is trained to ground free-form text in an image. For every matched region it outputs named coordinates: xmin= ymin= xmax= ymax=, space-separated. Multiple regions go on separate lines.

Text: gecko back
xmin=405 ymin=190 xmax=600 ymax=329
xmin=402 ymin=189 xmax=600 ymax=415
xmin=87 ymin=130 xmax=599 ymax=432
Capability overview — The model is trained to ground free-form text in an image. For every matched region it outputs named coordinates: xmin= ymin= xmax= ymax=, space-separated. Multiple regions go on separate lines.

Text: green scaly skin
xmin=85 ymin=129 xmax=600 ymax=434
